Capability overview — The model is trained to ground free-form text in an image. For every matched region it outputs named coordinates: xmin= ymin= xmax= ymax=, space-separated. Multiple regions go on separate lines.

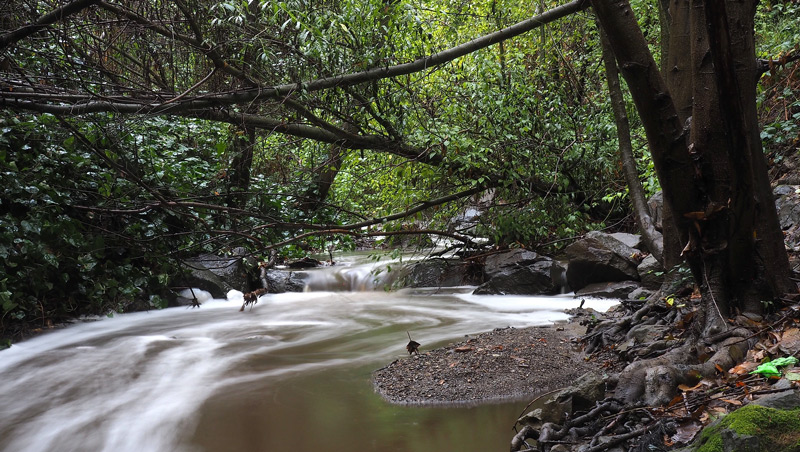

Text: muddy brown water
xmin=0 ymin=266 xmax=615 ymax=452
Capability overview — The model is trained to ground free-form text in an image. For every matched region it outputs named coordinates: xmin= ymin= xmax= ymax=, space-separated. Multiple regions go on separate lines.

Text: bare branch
xmin=0 ymin=0 xmax=102 ymax=51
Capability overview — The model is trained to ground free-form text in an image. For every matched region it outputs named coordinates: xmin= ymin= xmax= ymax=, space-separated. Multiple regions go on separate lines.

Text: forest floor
xmin=373 ymin=315 xmax=620 ymax=405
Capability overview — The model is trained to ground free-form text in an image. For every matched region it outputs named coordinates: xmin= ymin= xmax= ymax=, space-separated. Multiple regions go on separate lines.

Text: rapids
xmin=0 ymin=262 xmax=615 ymax=452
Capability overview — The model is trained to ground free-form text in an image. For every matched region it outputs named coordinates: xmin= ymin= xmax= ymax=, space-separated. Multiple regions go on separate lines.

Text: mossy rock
xmin=691 ymin=405 xmax=800 ymax=452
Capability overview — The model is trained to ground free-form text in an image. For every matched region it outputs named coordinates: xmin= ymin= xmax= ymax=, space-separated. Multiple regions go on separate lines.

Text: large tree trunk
xmin=593 ymin=0 xmax=793 ymax=334
xmin=593 ymin=0 xmax=795 ymax=405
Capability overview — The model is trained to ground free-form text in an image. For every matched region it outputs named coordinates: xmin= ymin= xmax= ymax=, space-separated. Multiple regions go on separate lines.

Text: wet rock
xmin=565 ymin=231 xmax=641 ymax=291
xmin=405 ymin=258 xmax=482 ymax=288
xmin=265 ymin=269 xmax=309 ymax=293
xmin=610 ymin=232 xmax=642 ymax=250
xmin=637 ymin=254 xmax=664 ymax=290
xmin=483 ymin=249 xmax=548 ymax=277
xmin=575 ymin=281 xmax=642 ymax=299
xmin=178 ymin=248 xmax=253 ymax=298
xmin=286 ymin=257 xmax=324 ymax=268
xmin=474 ymin=250 xmax=566 ymax=295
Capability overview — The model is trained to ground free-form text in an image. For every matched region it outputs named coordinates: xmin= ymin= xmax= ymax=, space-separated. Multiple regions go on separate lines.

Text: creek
xmin=0 ymin=258 xmax=615 ymax=452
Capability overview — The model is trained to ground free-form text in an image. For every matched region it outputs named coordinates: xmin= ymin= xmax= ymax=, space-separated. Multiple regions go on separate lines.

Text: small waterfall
xmin=301 ymin=259 xmax=411 ymax=292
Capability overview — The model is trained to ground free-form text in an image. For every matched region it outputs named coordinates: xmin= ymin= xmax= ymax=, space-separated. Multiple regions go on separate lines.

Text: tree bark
xmin=598 ymin=25 xmax=664 ymax=264
xmin=593 ymin=0 xmax=794 ymax=335
xmin=0 ymin=0 xmax=101 ymax=50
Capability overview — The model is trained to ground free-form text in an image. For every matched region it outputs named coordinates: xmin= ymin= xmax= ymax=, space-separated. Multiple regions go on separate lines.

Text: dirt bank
xmin=373 ymin=321 xmax=609 ymax=405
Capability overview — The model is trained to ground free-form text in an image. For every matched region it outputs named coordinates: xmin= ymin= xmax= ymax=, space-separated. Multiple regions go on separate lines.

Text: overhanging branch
xmin=0 ymin=0 xmax=102 ymax=51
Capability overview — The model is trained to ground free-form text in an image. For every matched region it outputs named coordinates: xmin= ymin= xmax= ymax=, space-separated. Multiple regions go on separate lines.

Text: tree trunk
xmin=228 ymin=124 xmax=255 ymax=209
xmin=598 ymin=24 xmax=664 ymax=264
xmin=593 ymin=0 xmax=793 ymax=336
xmin=300 ymin=140 xmax=345 ymax=212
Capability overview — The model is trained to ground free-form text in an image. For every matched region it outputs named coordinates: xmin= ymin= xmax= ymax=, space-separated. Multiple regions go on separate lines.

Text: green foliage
xmin=756 ymin=1 xmax=800 ymax=154
xmin=0 ymin=114 xmax=183 ymax=338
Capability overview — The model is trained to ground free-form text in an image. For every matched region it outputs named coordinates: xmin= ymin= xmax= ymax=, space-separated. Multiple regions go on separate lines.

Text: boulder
xmin=575 ymin=281 xmax=642 ymax=299
xmin=751 ymin=387 xmax=800 ymax=410
xmin=474 ymin=250 xmax=566 ymax=295
xmin=180 ymin=248 xmax=253 ymax=296
xmin=265 ymin=269 xmax=308 ymax=293
xmin=565 ymin=231 xmax=641 ymax=291
xmin=473 ymin=259 xmax=562 ymax=295
xmin=637 ymin=254 xmax=664 ymax=290
xmin=627 ymin=287 xmax=655 ymax=302
xmin=774 ymin=185 xmax=800 ymax=230
xmin=610 ymin=232 xmax=643 ymax=250
xmin=178 ymin=251 xmax=254 ymax=299
xmin=483 ymin=249 xmax=549 ymax=278
xmin=683 ymin=404 xmax=800 ymax=452
xmin=404 ymin=259 xmax=482 ymax=288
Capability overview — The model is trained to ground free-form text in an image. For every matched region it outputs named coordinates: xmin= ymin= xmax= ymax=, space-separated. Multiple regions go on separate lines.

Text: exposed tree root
xmin=513 ymin=276 xmax=797 ymax=451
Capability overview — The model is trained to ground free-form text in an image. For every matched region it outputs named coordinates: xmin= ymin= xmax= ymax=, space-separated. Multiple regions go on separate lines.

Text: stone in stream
xmin=472 ymin=249 xmax=567 ymax=295
xmin=565 ymin=231 xmax=642 ymax=292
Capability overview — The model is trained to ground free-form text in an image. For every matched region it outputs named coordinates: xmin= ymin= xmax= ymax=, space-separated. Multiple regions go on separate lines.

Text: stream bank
xmin=373 ymin=323 xmax=603 ymax=405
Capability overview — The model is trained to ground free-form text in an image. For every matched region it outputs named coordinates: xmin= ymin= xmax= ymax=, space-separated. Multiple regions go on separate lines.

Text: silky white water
xmin=0 ymin=282 xmax=615 ymax=452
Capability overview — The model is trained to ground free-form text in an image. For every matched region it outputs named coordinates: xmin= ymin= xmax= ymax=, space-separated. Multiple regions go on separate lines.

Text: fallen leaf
xmin=729 ymin=361 xmax=760 ymax=375
xmin=679 ymin=382 xmax=703 ymax=392
xmin=454 ymin=346 xmax=474 ymax=353
xmin=719 ymin=398 xmax=742 ymax=406
xmin=785 ymin=372 xmax=800 ymax=381
xmin=780 ymin=328 xmax=800 ymax=354
xmin=671 ymin=420 xmax=703 ymax=445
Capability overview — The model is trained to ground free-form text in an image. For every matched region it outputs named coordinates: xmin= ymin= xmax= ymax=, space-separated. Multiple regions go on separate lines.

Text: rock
xmin=404 ymin=258 xmax=482 ymax=288
xmin=722 ymin=429 xmax=759 ymax=452
xmin=610 ymin=232 xmax=642 ymax=250
xmin=686 ymin=405 xmax=800 ymax=452
xmin=751 ymin=388 xmax=800 ymax=410
xmin=774 ymin=185 xmax=800 ymax=229
xmin=627 ymin=287 xmax=655 ymax=302
xmin=637 ymin=255 xmax=664 ymax=290
xmin=179 ymin=259 xmax=236 ymax=299
xmin=518 ymin=372 xmax=606 ymax=427
xmin=473 ymin=251 xmax=564 ymax=295
xmin=643 ymin=365 xmax=679 ymax=406
xmin=648 ymin=192 xmax=664 ymax=231
xmin=286 ymin=257 xmax=324 ymax=268
xmin=180 ymin=249 xmax=252 ymax=298
xmin=626 ymin=323 xmax=669 ymax=344
xmin=565 ymin=231 xmax=641 ymax=291
xmin=483 ymin=249 xmax=549 ymax=278
xmin=575 ymin=281 xmax=642 ymax=299
xmin=265 ymin=269 xmax=308 ymax=293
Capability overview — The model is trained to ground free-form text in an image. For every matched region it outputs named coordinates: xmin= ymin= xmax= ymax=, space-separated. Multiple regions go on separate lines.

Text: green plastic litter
xmin=750 ymin=356 xmax=799 ymax=377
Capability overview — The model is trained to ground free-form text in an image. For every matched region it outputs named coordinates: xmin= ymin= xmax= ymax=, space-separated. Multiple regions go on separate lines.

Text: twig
xmin=580 ymin=424 xmax=651 ymax=452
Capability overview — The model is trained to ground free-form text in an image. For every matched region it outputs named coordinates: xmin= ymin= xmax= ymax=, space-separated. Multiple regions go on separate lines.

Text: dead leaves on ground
xmin=653 ymin=314 xmax=800 ymax=447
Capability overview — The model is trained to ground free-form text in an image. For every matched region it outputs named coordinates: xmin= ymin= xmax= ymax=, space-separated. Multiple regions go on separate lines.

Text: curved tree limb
xmin=0 ymin=0 xmax=102 ymax=51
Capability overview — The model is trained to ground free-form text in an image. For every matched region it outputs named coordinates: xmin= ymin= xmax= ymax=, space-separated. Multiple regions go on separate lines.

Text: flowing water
xmin=0 ymin=260 xmax=615 ymax=452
